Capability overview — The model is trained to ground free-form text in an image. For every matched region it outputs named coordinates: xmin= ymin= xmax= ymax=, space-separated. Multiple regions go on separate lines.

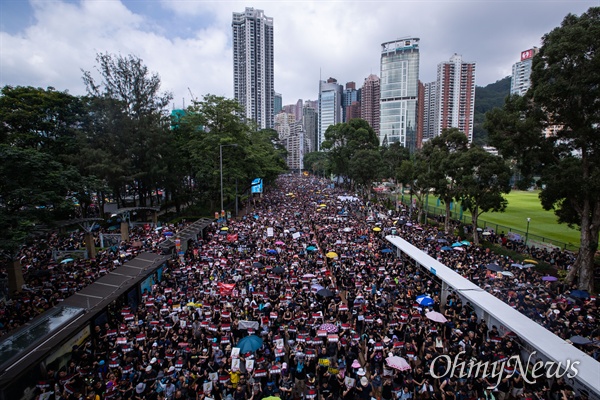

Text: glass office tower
xmin=379 ymin=38 xmax=420 ymax=152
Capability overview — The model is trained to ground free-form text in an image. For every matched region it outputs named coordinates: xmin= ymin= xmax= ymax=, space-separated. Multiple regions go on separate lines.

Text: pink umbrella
xmin=275 ymin=241 xmax=285 ymax=245
xmin=386 ymin=356 xmax=411 ymax=371
xmin=319 ymin=323 xmax=339 ymax=333
xmin=303 ymin=273 xmax=316 ymax=278
xmin=425 ymin=311 xmax=448 ymax=323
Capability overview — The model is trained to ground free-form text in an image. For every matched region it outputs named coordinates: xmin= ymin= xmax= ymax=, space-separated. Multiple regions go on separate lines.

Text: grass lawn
xmin=399 ymin=190 xmax=582 ymax=249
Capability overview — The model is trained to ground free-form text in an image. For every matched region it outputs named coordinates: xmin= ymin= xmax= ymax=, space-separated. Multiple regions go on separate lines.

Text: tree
xmin=180 ymin=95 xmax=287 ymax=212
xmin=486 ymin=7 xmax=600 ymax=291
xmin=303 ymin=152 xmax=329 ymax=177
xmin=455 ymin=147 xmax=512 ymax=245
xmin=0 ymin=145 xmax=82 ymax=294
xmin=380 ymin=142 xmax=410 ymax=182
xmin=321 ymin=119 xmax=379 ymax=186
xmin=349 ymin=149 xmax=384 ymax=197
xmin=82 ymin=53 xmax=173 ymax=207
xmin=421 ymin=129 xmax=469 ymax=233
xmin=397 ymin=156 xmax=431 ymax=223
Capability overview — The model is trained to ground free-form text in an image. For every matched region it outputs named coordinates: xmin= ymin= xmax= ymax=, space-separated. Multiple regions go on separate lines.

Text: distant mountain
xmin=472 ymin=76 xmax=511 ymax=146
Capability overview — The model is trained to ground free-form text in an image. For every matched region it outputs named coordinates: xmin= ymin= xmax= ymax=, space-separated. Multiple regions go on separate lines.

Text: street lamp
xmin=220 ymin=143 xmax=238 ymax=219
xmin=525 ymin=217 xmax=531 ymax=247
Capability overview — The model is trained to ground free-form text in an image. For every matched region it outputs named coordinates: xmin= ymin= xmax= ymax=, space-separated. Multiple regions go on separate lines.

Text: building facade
xmin=232 ymin=7 xmax=274 ymax=129
xmin=379 ymin=38 xmax=420 ymax=151
xmin=510 ymin=47 xmax=538 ymax=96
xmin=361 ymin=74 xmax=380 ymax=136
xmin=342 ymin=82 xmax=360 ymax=122
xmin=303 ymin=104 xmax=318 ymax=153
xmin=420 ymin=81 xmax=437 ymax=144
xmin=274 ymin=92 xmax=282 ymax=116
xmin=434 ymin=54 xmax=476 ymax=142
xmin=318 ymin=78 xmax=343 ymax=151
xmin=274 ymin=112 xmax=305 ymax=171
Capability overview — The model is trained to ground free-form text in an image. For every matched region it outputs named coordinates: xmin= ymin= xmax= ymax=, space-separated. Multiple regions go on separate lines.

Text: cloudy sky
xmin=1 ymin=0 xmax=598 ymax=107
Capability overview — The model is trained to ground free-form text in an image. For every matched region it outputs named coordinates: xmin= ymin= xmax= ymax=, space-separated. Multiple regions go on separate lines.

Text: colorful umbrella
xmin=306 ymin=246 xmax=317 ymax=252
xmin=425 ymin=311 xmax=447 ymax=323
xmin=523 ymin=259 xmax=538 ymax=264
xmin=451 ymin=242 xmax=463 ymax=247
xmin=386 ymin=356 xmax=411 ymax=371
xmin=236 ymin=335 xmax=263 ymax=353
xmin=416 ymin=295 xmax=434 ymax=306
xmin=542 ymin=275 xmax=558 ymax=282
xmin=373 ymin=227 xmax=382 ymax=232
xmin=326 ymin=251 xmax=338 ymax=258
xmin=570 ymin=290 xmax=590 ymax=299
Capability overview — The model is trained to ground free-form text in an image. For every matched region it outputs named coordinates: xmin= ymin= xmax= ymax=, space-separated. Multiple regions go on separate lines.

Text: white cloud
xmin=1 ymin=0 xmax=597 ymax=108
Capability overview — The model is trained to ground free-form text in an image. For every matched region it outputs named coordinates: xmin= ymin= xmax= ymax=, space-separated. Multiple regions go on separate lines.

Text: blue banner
xmin=251 ymin=178 xmax=263 ymax=193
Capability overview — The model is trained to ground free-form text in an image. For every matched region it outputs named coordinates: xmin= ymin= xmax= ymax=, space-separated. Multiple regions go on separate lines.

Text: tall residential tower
xmin=434 ymin=54 xmax=476 ymax=142
xmin=232 ymin=7 xmax=274 ymax=129
xmin=511 ymin=48 xmax=539 ymax=96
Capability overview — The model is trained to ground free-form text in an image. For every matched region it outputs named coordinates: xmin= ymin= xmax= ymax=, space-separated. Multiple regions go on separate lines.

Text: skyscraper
xmin=232 ymin=7 xmax=274 ymax=129
xmin=318 ymin=78 xmax=343 ymax=151
xmin=420 ymin=81 xmax=437 ymax=143
xmin=303 ymin=104 xmax=318 ymax=152
xmin=361 ymin=74 xmax=380 ymax=136
xmin=434 ymin=54 xmax=476 ymax=142
xmin=274 ymin=93 xmax=282 ymax=115
xmin=379 ymin=38 xmax=420 ymax=151
xmin=342 ymin=82 xmax=360 ymax=122
xmin=511 ymin=48 xmax=539 ymax=96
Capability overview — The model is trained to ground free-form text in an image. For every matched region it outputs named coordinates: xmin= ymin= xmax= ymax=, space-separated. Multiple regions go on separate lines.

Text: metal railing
xmin=395 ymin=196 xmax=580 ymax=252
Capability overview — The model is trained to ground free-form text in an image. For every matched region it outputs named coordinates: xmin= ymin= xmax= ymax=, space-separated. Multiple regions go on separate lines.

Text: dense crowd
xmin=22 ymin=174 xmax=597 ymax=400
xmin=0 ymin=224 xmax=187 ymax=337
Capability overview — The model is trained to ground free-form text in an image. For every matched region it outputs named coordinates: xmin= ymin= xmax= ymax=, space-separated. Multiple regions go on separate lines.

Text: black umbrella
xmin=485 ymin=263 xmax=503 ymax=272
xmin=569 ymin=335 xmax=593 ymax=345
xmin=354 ymin=238 xmax=365 ymax=243
xmin=253 ymin=262 xmax=265 ymax=269
xmin=273 ymin=266 xmax=285 ymax=275
xmin=316 ymin=288 xmax=334 ymax=298
xmin=570 ymin=290 xmax=590 ymax=299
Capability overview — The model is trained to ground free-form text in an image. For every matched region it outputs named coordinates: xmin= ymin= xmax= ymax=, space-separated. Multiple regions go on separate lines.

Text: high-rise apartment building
xmin=420 ymin=81 xmax=437 ymax=144
xmin=379 ymin=38 xmax=420 ymax=151
xmin=318 ymin=78 xmax=343 ymax=151
xmin=343 ymin=82 xmax=360 ymax=122
xmin=511 ymin=47 xmax=539 ymax=96
xmin=361 ymin=74 xmax=380 ymax=136
xmin=232 ymin=7 xmax=274 ymax=129
xmin=434 ymin=54 xmax=476 ymax=142
xmin=303 ymin=104 xmax=318 ymax=153
xmin=274 ymin=112 xmax=305 ymax=171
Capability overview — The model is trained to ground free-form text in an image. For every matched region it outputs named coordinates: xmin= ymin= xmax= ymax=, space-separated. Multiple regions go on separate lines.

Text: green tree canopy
xmin=420 ymin=128 xmax=469 ymax=232
xmin=486 ymin=7 xmax=600 ymax=290
xmin=456 ymin=146 xmax=512 ymax=245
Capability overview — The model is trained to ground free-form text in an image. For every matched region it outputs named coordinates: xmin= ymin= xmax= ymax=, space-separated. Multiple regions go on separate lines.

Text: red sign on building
xmin=521 ymin=49 xmax=534 ymax=61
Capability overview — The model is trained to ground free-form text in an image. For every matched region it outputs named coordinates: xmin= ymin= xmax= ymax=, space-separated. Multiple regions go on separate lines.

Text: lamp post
xmin=220 ymin=143 xmax=238 ymax=219
xmin=525 ymin=217 xmax=531 ymax=247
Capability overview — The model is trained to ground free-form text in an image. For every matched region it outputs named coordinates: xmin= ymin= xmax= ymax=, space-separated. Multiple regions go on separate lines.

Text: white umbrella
xmin=386 ymin=356 xmax=411 ymax=371
xmin=500 ymin=271 xmax=514 ymax=277
xmin=482 ymin=231 xmax=492 ymax=236
xmin=425 ymin=311 xmax=448 ymax=323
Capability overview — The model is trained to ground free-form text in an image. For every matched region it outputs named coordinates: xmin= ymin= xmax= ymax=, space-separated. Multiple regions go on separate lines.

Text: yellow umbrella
xmin=523 ymin=259 xmax=538 ymax=264
xmin=319 ymin=204 xmax=327 ymax=207
xmin=221 ymin=227 xmax=229 ymax=231
xmin=326 ymin=251 xmax=339 ymax=258
xmin=373 ymin=227 xmax=382 ymax=232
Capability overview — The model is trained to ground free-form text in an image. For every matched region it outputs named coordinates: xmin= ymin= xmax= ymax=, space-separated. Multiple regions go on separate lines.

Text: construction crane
xmin=188 ymin=87 xmax=198 ymax=104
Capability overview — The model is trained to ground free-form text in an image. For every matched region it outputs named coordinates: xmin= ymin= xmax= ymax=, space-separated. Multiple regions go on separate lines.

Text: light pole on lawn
xmin=220 ymin=143 xmax=238 ymax=220
xmin=525 ymin=217 xmax=531 ymax=247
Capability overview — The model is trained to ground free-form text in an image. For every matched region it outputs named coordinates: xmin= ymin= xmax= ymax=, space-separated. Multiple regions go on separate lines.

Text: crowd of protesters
xmin=17 ymin=174 xmax=596 ymax=400
xmin=0 ymin=224 xmax=189 ymax=337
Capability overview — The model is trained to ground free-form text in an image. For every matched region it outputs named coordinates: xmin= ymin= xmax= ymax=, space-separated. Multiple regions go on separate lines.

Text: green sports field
xmin=403 ymin=190 xmax=583 ymax=249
